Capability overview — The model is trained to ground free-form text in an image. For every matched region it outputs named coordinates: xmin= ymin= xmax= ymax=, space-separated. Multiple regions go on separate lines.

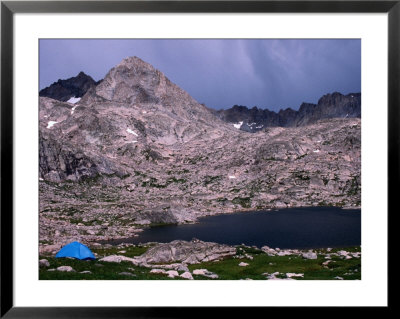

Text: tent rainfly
xmin=55 ymin=241 xmax=96 ymax=260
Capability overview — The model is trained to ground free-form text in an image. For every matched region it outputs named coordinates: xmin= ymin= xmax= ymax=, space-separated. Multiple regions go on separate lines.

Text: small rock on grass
xmin=192 ymin=269 xmax=219 ymax=279
xmin=193 ymin=269 xmax=208 ymax=275
xmin=150 ymin=269 xmax=166 ymax=274
xmin=286 ymin=273 xmax=304 ymax=278
xmin=57 ymin=266 xmax=75 ymax=272
xmin=180 ymin=272 xmax=194 ymax=280
xmin=239 ymin=262 xmax=249 ymax=267
xmin=302 ymin=251 xmax=317 ymax=260
xmin=166 ymin=270 xmax=179 ymax=278
xmin=39 ymin=259 xmax=50 ymax=268
xmin=177 ymin=264 xmax=189 ymax=272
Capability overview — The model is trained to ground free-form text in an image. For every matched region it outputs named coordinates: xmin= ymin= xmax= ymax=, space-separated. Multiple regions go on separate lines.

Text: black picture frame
xmin=1 ymin=1 xmax=396 ymax=317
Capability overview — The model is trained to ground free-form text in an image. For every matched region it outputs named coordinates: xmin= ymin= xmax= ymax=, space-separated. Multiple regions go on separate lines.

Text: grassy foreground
xmin=39 ymin=245 xmax=361 ymax=280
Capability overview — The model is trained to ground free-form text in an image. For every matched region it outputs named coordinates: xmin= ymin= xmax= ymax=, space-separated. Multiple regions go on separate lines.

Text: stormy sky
xmin=39 ymin=39 xmax=360 ymax=111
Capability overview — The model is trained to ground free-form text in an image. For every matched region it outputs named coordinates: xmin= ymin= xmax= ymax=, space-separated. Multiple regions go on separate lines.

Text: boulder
xmin=192 ymin=268 xmax=218 ymax=279
xmin=261 ymin=246 xmax=277 ymax=256
xmin=302 ymin=251 xmax=317 ymax=260
xmin=134 ymin=240 xmax=236 ymax=265
xmin=39 ymin=259 xmax=50 ymax=268
xmin=180 ymin=272 xmax=194 ymax=280
xmin=57 ymin=266 xmax=75 ymax=272
xmin=176 ymin=264 xmax=189 ymax=272
xmin=99 ymin=255 xmax=136 ymax=263
xmin=150 ymin=269 xmax=166 ymax=274
xmin=286 ymin=273 xmax=304 ymax=278
xmin=166 ymin=270 xmax=179 ymax=278
xmin=193 ymin=269 xmax=208 ymax=276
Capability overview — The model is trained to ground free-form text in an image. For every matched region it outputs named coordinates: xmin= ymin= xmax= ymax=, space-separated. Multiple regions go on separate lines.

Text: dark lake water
xmin=108 ymin=206 xmax=361 ymax=249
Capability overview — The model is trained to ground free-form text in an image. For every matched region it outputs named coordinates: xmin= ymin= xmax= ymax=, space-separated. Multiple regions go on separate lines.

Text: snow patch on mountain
xmin=233 ymin=121 xmax=243 ymax=129
xmin=127 ymin=128 xmax=139 ymax=136
xmin=67 ymin=97 xmax=81 ymax=104
xmin=47 ymin=121 xmax=58 ymax=129
xmin=71 ymin=105 xmax=78 ymax=115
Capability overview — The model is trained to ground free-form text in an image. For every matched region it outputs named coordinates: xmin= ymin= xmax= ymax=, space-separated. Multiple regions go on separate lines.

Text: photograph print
xmin=39 ymin=39 xmax=361 ymax=280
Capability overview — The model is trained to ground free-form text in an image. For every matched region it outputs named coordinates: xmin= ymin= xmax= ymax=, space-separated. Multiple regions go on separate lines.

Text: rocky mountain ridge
xmin=214 ymin=92 xmax=361 ymax=132
xmin=39 ymin=71 xmax=102 ymax=102
xmin=40 ymin=68 xmax=361 ymax=133
xmin=39 ymin=56 xmax=361 ymax=247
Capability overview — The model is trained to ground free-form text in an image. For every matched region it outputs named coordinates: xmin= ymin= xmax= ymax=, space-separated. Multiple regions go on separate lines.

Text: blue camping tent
xmin=55 ymin=241 xmax=96 ymax=260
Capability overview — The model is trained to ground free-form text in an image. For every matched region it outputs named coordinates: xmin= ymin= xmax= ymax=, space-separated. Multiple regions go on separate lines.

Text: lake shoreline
xmin=98 ymin=206 xmax=361 ymax=249
xmin=39 ymin=205 xmax=361 ymax=254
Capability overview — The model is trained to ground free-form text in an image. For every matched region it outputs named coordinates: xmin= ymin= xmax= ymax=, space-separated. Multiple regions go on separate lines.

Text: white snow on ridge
xmin=127 ymin=128 xmax=138 ymax=136
xmin=67 ymin=97 xmax=81 ymax=104
xmin=228 ymin=175 xmax=236 ymax=179
xmin=313 ymin=150 xmax=320 ymax=153
xmin=71 ymin=105 xmax=78 ymax=115
xmin=233 ymin=121 xmax=243 ymax=129
xmin=47 ymin=121 xmax=58 ymax=129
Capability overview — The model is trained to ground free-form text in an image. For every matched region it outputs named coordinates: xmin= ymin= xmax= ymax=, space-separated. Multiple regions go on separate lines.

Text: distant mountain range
xmin=39 ymin=71 xmax=360 ymax=132
xmin=213 ymin=92 xmax=361 ymax=132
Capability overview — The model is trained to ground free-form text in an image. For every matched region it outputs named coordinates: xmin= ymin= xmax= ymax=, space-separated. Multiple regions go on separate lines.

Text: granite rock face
xmin=39 ymin=56 xmax=361 ymax=246
xmin=134 ymin=239 xmax=237 ymax=264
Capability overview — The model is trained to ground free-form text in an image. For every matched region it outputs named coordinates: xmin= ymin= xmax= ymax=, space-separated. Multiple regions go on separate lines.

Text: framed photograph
xmin=1 ymin=0 xmax=396 ymax=316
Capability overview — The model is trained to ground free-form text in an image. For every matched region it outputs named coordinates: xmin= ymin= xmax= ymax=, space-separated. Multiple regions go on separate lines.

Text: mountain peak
xmin=112 ymin=56 xmax=158 ymax=76
xmin=39 ymin=71 xmax=98 ymax=102
xmin=120 ymin=55 xmax=147 ymax=65
xmin=93 ymin=56 xmax=177 ymax=106
xmin=77 ymin=71 xmax=89 ymax=77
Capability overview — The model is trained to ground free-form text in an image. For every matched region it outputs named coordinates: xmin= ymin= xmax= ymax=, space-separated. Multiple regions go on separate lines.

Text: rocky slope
xmin=39 ymin=56 xmax=361 ymax=247
xmin=214 ymin=92 xmax=361 ymax=132
xmin=39 ymin=71 xmax=101 ymax=102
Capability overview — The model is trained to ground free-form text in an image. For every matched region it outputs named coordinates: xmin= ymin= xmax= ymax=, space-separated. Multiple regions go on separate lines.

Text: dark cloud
xmin=40 ymin=39 xmax=360 ymax=111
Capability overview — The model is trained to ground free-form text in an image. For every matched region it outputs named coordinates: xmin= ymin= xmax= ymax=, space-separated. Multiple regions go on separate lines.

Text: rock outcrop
xmin=134 ymin=239 xmax=236 ymax=264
